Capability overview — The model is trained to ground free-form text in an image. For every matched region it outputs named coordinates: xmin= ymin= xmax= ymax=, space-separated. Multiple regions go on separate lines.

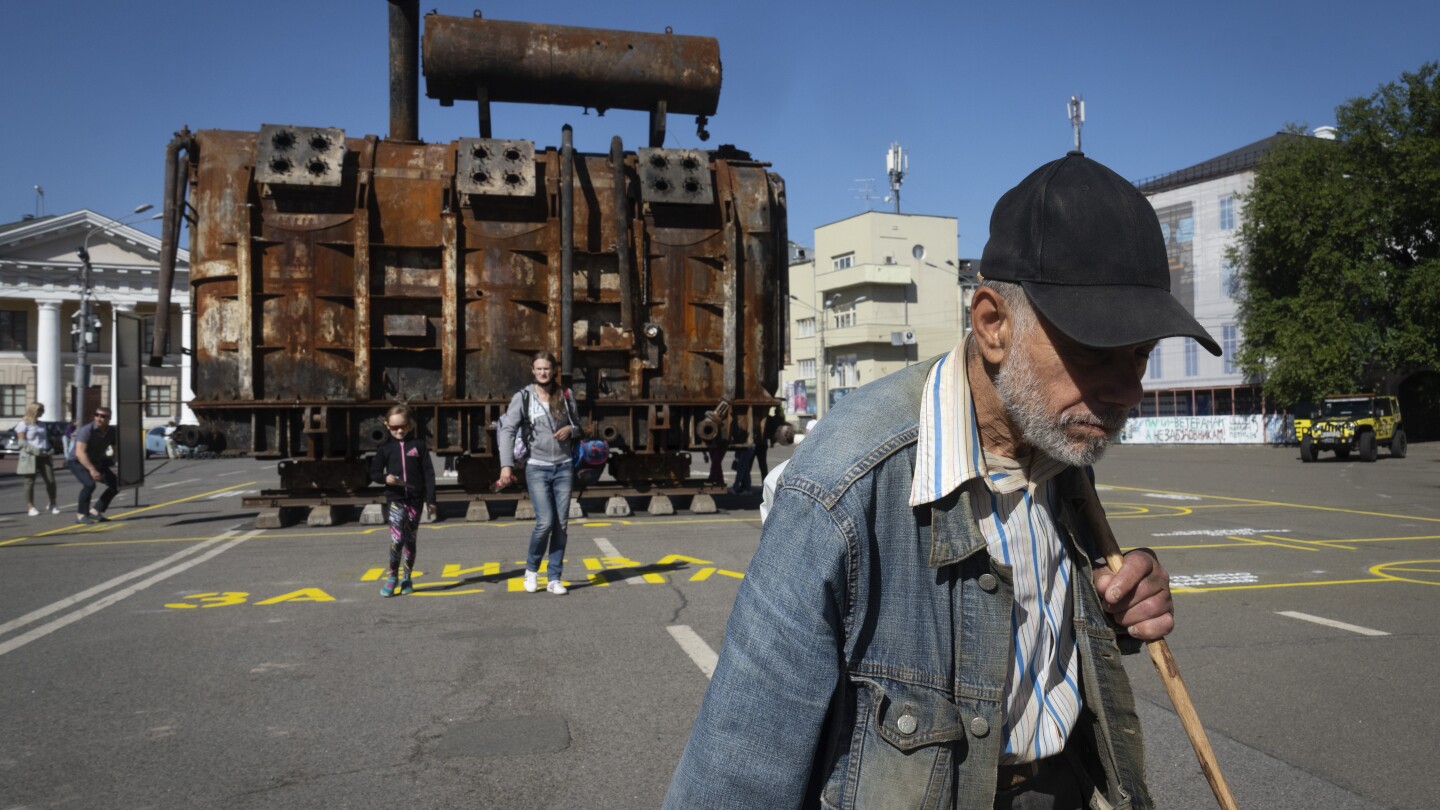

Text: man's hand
xmin=386 ymin=473 xmax=400 ymax=485
xmin=1092 ymin=548 xmax=1174 ymax=641
xmin=554 ymin=425 xmax=574 ymax=442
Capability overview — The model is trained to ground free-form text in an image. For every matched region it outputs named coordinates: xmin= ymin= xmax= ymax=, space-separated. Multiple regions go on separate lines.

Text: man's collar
xmin=910 ymin=336 xmax=1066 ymax=508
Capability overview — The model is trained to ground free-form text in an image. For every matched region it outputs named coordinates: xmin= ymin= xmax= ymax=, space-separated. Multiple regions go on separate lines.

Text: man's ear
xmin=969 ymin=286 xmax=1011 ymax=366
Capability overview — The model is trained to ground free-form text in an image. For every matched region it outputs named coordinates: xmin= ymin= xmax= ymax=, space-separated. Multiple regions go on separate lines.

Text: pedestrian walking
xmin=67 ymin=407 xmax=118 ymax=524
xmin=665 ymin=152 xmax=1217 ymax=809
xmin=163 ymin=420 xmax=179 ymax=458
xmin=368 ymin=404 xmax=436 ymax=597
xmin=496 ymin=351 xmax=580 ymax=596
xmin=15 ymin=402 xmax=60 ymax=516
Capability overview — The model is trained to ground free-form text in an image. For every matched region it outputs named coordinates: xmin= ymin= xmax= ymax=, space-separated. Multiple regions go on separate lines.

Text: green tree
xmin=1233 ymin=62 xmax=1440 ymax=404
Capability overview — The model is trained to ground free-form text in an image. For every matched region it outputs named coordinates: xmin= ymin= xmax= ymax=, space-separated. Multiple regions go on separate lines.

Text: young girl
xmin=368 ymin=404 xmax=436 ymax=597
xmin=16 ymin=402 xmax=60 ymax=516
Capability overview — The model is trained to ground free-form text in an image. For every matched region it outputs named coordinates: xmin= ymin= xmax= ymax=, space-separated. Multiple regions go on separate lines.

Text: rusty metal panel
xmin=637 ymin=148 xmax=713 ymax=205
xmin=186 ymin=132 xmax=784 ymax=471
xmin=254 ymin=125 xmax=346 ymax=187
xmin=456 ymin=138 xmax=535 ymax=196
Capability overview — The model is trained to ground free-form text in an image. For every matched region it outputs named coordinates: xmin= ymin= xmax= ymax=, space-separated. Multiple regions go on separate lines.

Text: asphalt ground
xmin=0 ymin=441 xmax=1435 ymax=809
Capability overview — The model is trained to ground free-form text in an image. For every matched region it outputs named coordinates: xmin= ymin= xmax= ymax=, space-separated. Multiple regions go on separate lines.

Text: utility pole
xmin=72 ymin=246 xmax=97 ymax=423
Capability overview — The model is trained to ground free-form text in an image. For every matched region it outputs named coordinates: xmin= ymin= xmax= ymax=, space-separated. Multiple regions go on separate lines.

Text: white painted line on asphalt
xmin=151 ymin=481 xmax=184 ymax=490
xmin=1277 ymin=611 xmax=1390 ymax=637
xmin=593 ymin=537 xmax=643 ymax=584
xmin=1152 ymin=528 xmax=1292 ymax=537
xmin=215 ymin=470 xmax=250 ymax=477
xmin=0 ymin=530 xmax=241 ymax=638
xmin=667 ymin=625 xmax=719 ymax=679
xmin=0 ymin=530 xmax=261 ymax=656
xmin=1172 ymin=572 xmax=1259 ymax=587
xmin=1144 ymin=493 xmax=1202 ymax=501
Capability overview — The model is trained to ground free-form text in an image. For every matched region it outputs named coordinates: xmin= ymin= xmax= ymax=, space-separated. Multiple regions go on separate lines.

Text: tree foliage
xmin=1234 ymin=61 xmax=1440 ymax=404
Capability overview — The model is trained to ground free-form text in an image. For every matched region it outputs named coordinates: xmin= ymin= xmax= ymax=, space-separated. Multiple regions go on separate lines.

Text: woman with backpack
xmin=497 ymin=351 xmax=579 ymax=596
xmin=15 ymin=402 xmax=60 ymax=517
xmin=368 ymin=404 xmax=436 ymax=597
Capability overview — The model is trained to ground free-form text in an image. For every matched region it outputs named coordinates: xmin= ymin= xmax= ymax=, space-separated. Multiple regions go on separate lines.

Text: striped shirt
xmin=909 ymin=339 xmax=1081 ymax=764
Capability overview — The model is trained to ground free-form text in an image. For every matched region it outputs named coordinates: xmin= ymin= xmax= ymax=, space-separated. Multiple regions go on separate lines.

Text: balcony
xmin=825 ymin=322 xmax=909 ymax=347
xmin=816 ymin=262 xmax=912 ymax=294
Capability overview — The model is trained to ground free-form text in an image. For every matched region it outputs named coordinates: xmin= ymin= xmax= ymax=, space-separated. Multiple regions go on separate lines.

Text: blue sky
xmin=3 ymin=0 xmax=1437 ymax=256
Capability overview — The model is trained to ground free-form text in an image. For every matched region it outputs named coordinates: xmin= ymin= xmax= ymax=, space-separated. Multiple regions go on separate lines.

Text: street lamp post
xmin=73 ymin=205 xmax=156 ymax=422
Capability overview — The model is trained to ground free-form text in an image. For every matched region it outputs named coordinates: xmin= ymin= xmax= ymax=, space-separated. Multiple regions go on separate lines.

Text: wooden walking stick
xmin=1080 ymin=481 xmax=1241 ymax=810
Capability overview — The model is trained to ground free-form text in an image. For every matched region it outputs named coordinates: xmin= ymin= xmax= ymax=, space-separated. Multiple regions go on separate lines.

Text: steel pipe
xmin=423 ymin=16 xmax=721 ymax=116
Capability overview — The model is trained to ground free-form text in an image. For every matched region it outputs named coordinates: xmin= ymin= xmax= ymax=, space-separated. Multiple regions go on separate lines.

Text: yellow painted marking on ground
xmin=1269 ymin=534 xmax=1356 ymax=551
xmin=0 ymin=482 xmax=259 ymax=546
xmin=165 ymin=592 xmax=250 ymax=609
xmin=1103 ymin=484 xmax=1440 ymax=524
xmin=255 ymin=588 xmax=335 ymax=605
xmin=1227 ymin=534 xmax=1319 ymax=553
xmin=1370 ymin=560 xmax=1440 ymax=586
xmin=442 ymin=563 xmax=499 ymax=578
xmin=412 ymin=583 xmax=484 ymax=596
xmin=656 ymin=553 xmax=714 ymax=566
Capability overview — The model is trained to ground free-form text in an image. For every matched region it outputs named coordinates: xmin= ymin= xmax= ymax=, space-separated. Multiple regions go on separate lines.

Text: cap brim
xmin=1021 ymin=282 xmax=1222 ymax=356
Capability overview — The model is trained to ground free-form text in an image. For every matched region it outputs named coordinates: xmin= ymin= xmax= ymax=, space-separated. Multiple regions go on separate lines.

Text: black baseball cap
xmin=980 ymin=151 xmax=1221 ymax=356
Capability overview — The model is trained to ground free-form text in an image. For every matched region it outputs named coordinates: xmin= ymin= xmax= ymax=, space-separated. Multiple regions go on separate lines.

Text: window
xmin=144 ymin=315 xmax=172 ymax=356
xmin=1220 ymin=259 xmax=1235 ymax=297
xmin=1184 ymin=341 xmax=1198 ymax=377
xmin=1176 ymin=217 xmax=1194 ymax=243
xmin=833 ymin=253 xmax=854 ymax=271
xmin=0 ymin=385 xmax=25 ymax=418
xmin=1222 ymin=324 xmax=1239 ymax=374
xmin=833 ymin=307 xmax=857 ymax=329
xmin=797 ymin=358 xmax=816 ymax=378
xmin=1147 ymin=345 xmax=1163 ymax=380
xmin=912 ymin=244 xmax=926 ymax=260
xmin=145 ymin=384 xmax=173 ymax=417
xmin=833 ymin=354 xmax=859 ymax=388
xmin=0 ymin=311 xmax=27 ymax=351
xmin=1219 ymin=195 xmax=1235 ymax=230
xmin=796 ymin=317 xmax=816 ymax=338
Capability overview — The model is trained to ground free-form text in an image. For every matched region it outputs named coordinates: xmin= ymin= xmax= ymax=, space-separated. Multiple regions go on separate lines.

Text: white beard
xmin=994 ymin=349 xmax=1128 ymax=467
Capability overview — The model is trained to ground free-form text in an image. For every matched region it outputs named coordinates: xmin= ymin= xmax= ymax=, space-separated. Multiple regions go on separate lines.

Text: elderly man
xmin=664 ymin=152 xmax=1222 ymax=810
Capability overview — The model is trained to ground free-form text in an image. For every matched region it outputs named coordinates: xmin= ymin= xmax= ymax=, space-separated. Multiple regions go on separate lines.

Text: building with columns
xmin=0 ymin=210 xmax=191 ymax=432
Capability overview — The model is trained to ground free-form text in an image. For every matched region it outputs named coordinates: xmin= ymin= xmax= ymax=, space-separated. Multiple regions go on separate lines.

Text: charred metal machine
xmin=150 ymin=3 xmax=790 ymax=509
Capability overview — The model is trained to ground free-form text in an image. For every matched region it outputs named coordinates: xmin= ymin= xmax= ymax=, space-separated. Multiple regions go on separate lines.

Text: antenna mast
xmin=1067 ymin=96 xmax=1085 ymax=152
xmin=886 ymin=142 xmax=907 ymax=214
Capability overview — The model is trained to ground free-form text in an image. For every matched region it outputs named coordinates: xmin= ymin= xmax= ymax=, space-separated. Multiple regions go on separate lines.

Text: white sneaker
xmin=28 ymin=507 xmax=40 ymax=517
xmin=546 ymin=580 xmax=568 ymax=595
xmin=49 ymin=505 xmax=61 ymax=515
xmin=523 ymin=570 xmax=538 ymax=593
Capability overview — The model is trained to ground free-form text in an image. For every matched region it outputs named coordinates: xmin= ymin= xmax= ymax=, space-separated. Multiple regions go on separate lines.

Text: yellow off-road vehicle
xmin=1299 ymin=394 xmax=1407 ymax=463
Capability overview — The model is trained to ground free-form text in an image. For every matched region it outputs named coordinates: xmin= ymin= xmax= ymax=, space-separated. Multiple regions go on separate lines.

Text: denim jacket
xmin=665 ymin=358 xmax=1151 ymax=810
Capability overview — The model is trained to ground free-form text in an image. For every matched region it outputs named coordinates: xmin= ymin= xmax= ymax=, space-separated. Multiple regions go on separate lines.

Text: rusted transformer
xmin=157 ymin=7 xmax=789 ymax=496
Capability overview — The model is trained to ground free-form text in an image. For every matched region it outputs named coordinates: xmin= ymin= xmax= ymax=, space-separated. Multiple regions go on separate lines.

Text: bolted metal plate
xmin=254 ymin=125 xmax=346 ymax=187
xmin=456 ymin=138 xmax=535 ymax=196
xmin=636 ymin=148 xmax=712 ymax=204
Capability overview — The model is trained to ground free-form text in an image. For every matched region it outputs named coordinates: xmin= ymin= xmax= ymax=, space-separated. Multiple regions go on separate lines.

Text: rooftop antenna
xmin=33 ymin=185 xmax=44 ymax=217
xmin=850 ymin=178 xmax=880 ymax=208
xmin=1067 ymin=95 xmax=1085 ymax=152
xmin=885 ymin=143 xmax=907 ymax=213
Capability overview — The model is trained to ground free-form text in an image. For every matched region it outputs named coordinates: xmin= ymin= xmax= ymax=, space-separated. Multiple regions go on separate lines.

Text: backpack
xmin=505 ymin=386 xmax=581 ymax=464
xmin=573 ymin=438 xmax=610 ymax=483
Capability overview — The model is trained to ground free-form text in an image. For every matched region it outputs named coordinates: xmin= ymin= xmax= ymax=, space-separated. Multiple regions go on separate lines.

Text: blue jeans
xmin=69 ymin=460 xmax=117 ymax=516
xmin=525 ymin=463 xmax=574 ymax=580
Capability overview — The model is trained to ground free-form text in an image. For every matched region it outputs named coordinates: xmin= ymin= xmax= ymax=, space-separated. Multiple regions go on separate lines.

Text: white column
xmin=179 ymin=303 xmax=195 ymax=424
xmin=34 ymin=299 xmax=63 ymax=420
xmin=109 ymin=301 xmax=136 ymax=421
